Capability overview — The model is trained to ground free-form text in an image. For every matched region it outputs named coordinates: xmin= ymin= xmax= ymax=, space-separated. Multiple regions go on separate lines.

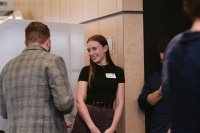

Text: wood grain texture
xmin=124 ymin=14 xmax=145 ymax=133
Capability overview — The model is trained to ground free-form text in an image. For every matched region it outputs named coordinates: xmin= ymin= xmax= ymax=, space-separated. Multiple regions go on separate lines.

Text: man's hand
xmin=65 ymin=120 xmax=73 ymax=128
xmin=147 ymin=86 xmax=163 ymax=105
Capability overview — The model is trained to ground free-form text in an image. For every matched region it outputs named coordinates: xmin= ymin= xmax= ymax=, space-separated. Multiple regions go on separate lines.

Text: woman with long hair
xmin=71 ymin=35 xmax=125 ymax=133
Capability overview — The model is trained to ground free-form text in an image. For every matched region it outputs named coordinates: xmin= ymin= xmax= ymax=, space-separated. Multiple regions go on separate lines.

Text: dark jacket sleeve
xmin=138 ymin=75 xmax=154 ymax=111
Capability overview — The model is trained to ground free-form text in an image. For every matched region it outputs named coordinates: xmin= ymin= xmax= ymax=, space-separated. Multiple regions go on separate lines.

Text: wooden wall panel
xmin=116 ymin=15 xmax=125 ymax=133
xmin=98 ymin=0 xmax=117 ymax=17
xmin=14 ymin=0 xmax=25 ymax=18
xmin=99 ymin=17 xmax=118 ymax=64
xmin=116 ymin=15 xmax=124 ymax=68
xmin=60 ymin=0 xmax=70 ymax=23
xmin=123 ymin=0 xmax=143 ymax=11
xmin=84 ymin=22 xmax=99 ymax=65
xmin=117 ymin=0 xmax=123 ymax=12
xmin=124 ymin=14 xmax=145 ymax=133
xmin=14 ymin=0 xmax=143 ymax=23
xmin=43 ymin=0 xmax=51 ymax=21
xmin=83 ymin=0 xmax=98 ymax=22
xmin=29 ymin=0 xmax=36 ymax=20
xmin=50 ymin=0 xmax=60 ymax=22
xmin=35 ymin=0 xmax=43 ymax=21
xmin=70 ymin=0 xmax=84 ymax=24
xmin=14 ymin=0 xmax=20 ymax=12
xmin=22 ymin=0 xmax=30 ymax=20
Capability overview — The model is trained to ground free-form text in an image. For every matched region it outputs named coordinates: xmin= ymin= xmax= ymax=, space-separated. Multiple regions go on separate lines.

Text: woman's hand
xmin=89 ymin=125 xmax=101 ymax=133
xmin=104 ymin=127 xmax=115 ymax=133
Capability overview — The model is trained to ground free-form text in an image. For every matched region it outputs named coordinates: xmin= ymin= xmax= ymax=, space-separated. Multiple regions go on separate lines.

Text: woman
xmin=71 ymin=35 xmax=125 ymax=133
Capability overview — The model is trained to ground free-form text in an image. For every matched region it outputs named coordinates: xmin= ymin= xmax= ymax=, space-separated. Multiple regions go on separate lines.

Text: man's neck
xmin=191 ymin=18 xmax=200 ymax=32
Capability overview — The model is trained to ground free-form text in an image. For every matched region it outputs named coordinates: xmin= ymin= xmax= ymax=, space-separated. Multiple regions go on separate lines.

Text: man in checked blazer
xmin=0 ymin=21 xmax=74 ymax=133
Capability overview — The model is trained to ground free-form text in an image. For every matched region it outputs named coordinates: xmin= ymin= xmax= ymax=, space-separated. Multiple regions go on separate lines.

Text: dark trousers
xmin=0 ymin=131 xmax=5 ymax=133
xmin=71 ymin=104 xmax=116 ymax=133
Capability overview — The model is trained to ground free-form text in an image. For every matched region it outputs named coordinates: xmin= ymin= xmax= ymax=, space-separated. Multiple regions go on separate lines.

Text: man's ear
xmin=47 ymin=38 xmax=51 ymax=47
xmin=45 ymin=37 xmax=51 ymax=52
xmin=24 ymin=40 xmax=28 ymax=46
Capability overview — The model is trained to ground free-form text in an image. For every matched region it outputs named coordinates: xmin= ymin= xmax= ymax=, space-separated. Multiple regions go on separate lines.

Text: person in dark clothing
xmin=138 ymin=37 xmax=171 ymax=133
xmin=71 ymin=35 xmax=125 ymax=133
xmin=162 ymin=0 xmax=200 ymax=133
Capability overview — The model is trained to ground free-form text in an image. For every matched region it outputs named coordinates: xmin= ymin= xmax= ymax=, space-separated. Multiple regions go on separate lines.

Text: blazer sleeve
xmin=48 ymin=56 xmax=74 ymax=114
xmin=0 ymin=69 xmax=7 ymax=119
xmin=138 ymin=75 xmax=154 ymax=111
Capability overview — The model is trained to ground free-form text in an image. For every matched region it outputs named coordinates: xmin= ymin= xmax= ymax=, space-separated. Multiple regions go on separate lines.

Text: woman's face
xmin=86 ymin=40 xmax=108 ymax=65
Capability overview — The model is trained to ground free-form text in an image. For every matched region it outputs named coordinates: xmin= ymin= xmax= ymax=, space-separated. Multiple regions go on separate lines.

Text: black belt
xmin=87 ymin=101 xmax=113 ymax=109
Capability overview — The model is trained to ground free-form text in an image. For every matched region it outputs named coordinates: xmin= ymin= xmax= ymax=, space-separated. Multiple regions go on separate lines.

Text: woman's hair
xmin=183 ymin=0 xmax=200 ymax=21
xmin=25 ymin=21 xmax=50 ymax=45
xmin=87 ymin=35 xmax=115 ymax=86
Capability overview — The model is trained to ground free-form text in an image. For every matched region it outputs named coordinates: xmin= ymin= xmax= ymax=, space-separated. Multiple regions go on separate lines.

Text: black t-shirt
xmin=78 ymin=64 xmax=125 ymax=104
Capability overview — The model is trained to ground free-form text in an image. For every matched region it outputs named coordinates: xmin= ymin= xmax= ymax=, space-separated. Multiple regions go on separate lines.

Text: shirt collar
xmin=22 ymin=45 xmax=48 ymax=53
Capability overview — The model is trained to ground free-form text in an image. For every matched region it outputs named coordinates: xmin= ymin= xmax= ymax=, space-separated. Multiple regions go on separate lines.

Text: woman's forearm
xmin=76 ymin=101 xmax=95 ymax=128
xmin=110 ymin=102 xmax=124 ymax=131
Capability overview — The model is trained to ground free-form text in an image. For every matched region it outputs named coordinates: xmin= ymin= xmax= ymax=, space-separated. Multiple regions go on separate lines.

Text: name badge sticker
xmin=106 ymin=73 xmax=116 ymax=78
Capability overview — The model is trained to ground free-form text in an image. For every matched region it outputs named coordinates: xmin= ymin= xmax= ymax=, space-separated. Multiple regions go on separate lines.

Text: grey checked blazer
xmin=0 ymin=45 xmax=74 ymax=133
